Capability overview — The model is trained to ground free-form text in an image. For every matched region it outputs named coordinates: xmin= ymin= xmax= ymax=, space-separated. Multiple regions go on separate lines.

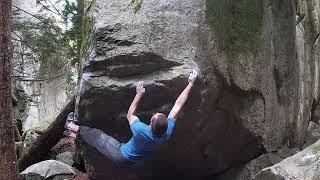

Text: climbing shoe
xmin=65 ymin=112 xmax=77 ymax=129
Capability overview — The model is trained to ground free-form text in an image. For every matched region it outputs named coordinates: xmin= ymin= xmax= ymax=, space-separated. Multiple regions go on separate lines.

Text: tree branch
xmin=12 ymin=5 xmax=43 ymax=22
xmin=36 ymin=0 xmax=61 ymax=17
xmin=45 ymin=0 xmax=64 ymax=18
xmin=13 ymin=69 xmax=36 ymax=76
xmin=12 ymin=32 xmax=37 ymax=52
xmin=13 ymin=73 xmax=66 ymax=82
xmin=12 ymin=5 xmax=77 ymax=57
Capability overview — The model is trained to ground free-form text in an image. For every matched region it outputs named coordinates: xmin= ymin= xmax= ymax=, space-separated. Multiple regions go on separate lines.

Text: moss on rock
xmin=206 ymin=0 xmax=263 ymax=58
xmin=129 ymin=0 xmax=143 ymax=14
xmin=297 ymin=143 xmax=320 ymax=166
xmin=308 ymin=4 xmax=320 ymax=35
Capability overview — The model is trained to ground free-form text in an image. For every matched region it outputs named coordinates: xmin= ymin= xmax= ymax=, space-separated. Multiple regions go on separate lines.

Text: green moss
xmin=298 ymin=154 xmax=320 ymax=166
xmin=206 ymin=0 xmax=263 ymax=58
xmin=309 ymin=13 xmax=320 ymax=35
xmin=297 ymin=144 xmax=320 ymax=166
xmin=129 ymin=0 xmax=143 ymax=14
xmin=296 ymin=0 xmax=304 ymax=17
xmin=304 ymin=0 xmax=319 ymax=36
xmin=299 ymin=157 xmax=317 ymax=166
xmin=22 ymin=128 xmax=42 ymax=155
xmin=310 ymin=143 xmax=320 ymax=152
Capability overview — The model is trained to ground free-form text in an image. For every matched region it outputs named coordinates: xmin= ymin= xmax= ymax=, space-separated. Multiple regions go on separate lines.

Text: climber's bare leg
xmin=67 ymin=131 xmax=77 ymax=138
xmin=67 ymin=123 xmax=79 ymax=133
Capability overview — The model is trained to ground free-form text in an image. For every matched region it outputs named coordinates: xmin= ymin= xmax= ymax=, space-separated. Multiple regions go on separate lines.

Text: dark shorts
xmin=77 ymin=126 xmax=133 ymax=167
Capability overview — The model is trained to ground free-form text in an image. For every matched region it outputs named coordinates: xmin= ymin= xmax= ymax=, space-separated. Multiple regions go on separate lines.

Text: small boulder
xmin=255 ymin=139 xmax=320 ymax=180
xmin=20 ymin=160 xmax=75 ymax=180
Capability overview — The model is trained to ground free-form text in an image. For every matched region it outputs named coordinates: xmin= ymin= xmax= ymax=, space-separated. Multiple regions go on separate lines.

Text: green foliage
xmin=84 ymin=0 xmax=93 ymax=9
xmin=206 ymin=0 xmax=263 ymax=58
xmin=21 ymin=127 xmax=42 ymax=155
xmin=306 ymin=1 xmax=320 ymax=35
xmin=63 ymin=1 xmax=81 ymax=55
xmin=296 ymin=0 xmax=304 ymax=18
xmin=63 ymin=0 xmax=93 ymax=64
xmin=12 ymin=16 xmax=71 ymax=73
xmin=129 ymin=0 xmax=143 ymax=14
xmin=12 ymin=0 xmax=94 ymax=76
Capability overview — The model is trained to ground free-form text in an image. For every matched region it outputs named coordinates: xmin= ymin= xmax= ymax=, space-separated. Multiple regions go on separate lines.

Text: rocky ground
xmin=20 ymin=137 xmax=89 ymax=180
xmin=19 ymin=121 xmax=320 ymax=180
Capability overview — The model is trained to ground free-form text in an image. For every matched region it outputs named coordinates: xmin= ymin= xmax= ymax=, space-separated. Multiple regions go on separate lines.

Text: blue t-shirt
xmin=120 ymin=117 xmax=175 ymax=163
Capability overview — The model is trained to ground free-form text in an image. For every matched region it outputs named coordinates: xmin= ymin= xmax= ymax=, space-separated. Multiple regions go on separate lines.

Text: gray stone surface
xmin=303 ymin=121 xmax=320 ymax=148
xmin=76 ymin=0 xmax=320 ymax=179
xmin=20 ymin=160 xmax=75 ymax=179
xmin=255 ymin=139 xmax=320 ymax=180
xmin=215 ymin=147 xmax=300 ymax=180
xmin=56 ymin=152 xmax=75 ymax=166
xmin=20 ymin=173 xmax=45 ymax=180
xmin=12 ymin=83 xmax=28 ymax=132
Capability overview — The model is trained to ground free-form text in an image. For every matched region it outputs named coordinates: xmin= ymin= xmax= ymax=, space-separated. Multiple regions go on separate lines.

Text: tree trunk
xmin=77 ymin=0 xmax=84 ymax=85
xmin=18 ymin=97 xmax=75 ymax=171
xmin=77 ymin=0 xmax=84 ymax=18
xmin=0 ymin=0 xmax=20 ymax=179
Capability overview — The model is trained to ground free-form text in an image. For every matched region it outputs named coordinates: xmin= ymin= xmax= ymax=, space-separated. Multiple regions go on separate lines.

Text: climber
xmin=63 ymin=70 xmax=198 ymax=167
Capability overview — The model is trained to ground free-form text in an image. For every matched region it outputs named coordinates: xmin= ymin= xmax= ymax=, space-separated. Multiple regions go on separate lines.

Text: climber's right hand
xmin=136 ymin=81 xmax=145 ymax=95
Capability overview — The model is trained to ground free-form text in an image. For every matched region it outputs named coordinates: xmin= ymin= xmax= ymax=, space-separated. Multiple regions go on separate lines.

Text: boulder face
xmin=255 ymin=139 xmax=320 ymax=180
xmin=76 ymin=0 xmax=320 ymax=178
xmin=215 ymin=147 xmax=300 ymax=180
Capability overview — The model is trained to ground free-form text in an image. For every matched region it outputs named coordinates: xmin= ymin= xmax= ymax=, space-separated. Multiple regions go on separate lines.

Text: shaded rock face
xmin=50 ymin=137 xmax=76 ymax=156
xmin=76 ymin=0 xmax=320 ymax=179
xmin=50 ymin=137 xmax=76 ymax=166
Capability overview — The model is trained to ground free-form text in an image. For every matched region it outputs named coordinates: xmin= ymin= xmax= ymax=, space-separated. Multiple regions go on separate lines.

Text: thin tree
xmin=76 ymin=0 xmax=84 ymax=84
xmin=0 ymin=0 xmax=19 ymax=179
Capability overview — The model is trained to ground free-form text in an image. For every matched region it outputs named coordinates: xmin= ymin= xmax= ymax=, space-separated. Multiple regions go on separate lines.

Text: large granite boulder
xmin=255 ymin=139 xmax=320 ymax=180
xmin=76 ymin=0 xmax=320 ymax=179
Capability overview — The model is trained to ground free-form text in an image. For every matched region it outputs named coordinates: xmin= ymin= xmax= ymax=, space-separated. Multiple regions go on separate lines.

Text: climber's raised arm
xmin=168 ymin=70 xmax=198 ymax=120
xmin=127 ymin=81 xmax=145 ymax=124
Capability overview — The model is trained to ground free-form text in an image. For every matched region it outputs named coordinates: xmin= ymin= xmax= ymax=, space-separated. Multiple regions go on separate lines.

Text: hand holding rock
xmin=136 ymin=81 xmax=145 ymax=95
xmin=188 ymin=70 xmax=198 ymax=84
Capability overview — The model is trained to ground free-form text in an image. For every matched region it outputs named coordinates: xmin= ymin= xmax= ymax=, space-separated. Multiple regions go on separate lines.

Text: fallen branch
xmin=18 ymin=97 xmax=75 ymax=171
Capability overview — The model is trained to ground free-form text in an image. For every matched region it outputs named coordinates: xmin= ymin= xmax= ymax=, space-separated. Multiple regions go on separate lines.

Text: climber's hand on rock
xmin=188 ymin=70 xmax=198 ymax=84
xmin=136 ymin=81 xmax=145 ymax=95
